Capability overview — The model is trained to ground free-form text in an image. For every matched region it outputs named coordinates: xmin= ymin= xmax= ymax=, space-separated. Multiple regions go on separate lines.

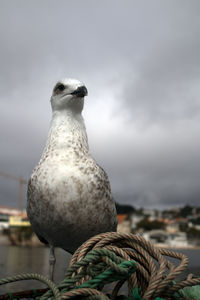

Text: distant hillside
xmin=115 ymin=202 xmax=135 ymax=214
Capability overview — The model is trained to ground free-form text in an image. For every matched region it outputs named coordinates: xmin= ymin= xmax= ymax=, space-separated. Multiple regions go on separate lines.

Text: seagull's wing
xmin=27 ymin=179 xmax=48 ymax=245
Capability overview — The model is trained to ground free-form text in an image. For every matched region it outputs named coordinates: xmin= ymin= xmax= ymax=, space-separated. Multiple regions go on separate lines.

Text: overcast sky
xmin=0 ymin=0 xmax=200 ymax=209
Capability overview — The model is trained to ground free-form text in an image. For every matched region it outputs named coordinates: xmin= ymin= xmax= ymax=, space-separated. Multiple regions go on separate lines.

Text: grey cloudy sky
xmin=0 ymin=0 xmax=200 ymax=209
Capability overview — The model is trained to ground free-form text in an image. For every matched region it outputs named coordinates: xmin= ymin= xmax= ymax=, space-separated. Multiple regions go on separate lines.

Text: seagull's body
xmin=27 ymin=78 xmax=117 ymax=257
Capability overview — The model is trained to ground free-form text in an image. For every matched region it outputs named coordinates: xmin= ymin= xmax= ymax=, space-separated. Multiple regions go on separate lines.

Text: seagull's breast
xmin=27 ymin=110 xmax=117 ymax=252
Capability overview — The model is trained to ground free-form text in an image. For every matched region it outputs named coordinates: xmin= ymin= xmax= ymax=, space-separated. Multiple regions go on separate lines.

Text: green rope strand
xmin=41 ymin=249 xmax=137 ymax=300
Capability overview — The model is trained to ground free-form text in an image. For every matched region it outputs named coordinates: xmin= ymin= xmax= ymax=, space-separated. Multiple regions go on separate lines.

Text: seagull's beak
xmin=71 ymin=86 xmax=88 ymax=97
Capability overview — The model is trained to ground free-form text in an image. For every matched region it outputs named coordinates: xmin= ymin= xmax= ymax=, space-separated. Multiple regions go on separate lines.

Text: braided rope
xmin=69 ymin=232 xmax=200 ymax=299
xmin=0 ymin=273 xmax=61 ymax=300
xmin=0 ymin=232 xmax=199 ymax=300
xmin=61 ymin=288 xmax=110 ymax=299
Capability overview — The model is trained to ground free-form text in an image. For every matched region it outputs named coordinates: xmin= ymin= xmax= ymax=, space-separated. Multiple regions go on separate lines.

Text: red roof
xmin=117 ymin=214 xmax=128 ymax=224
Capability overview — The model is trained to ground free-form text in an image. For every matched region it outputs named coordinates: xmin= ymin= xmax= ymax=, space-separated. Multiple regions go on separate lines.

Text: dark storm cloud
xmin=121 ymin=4 xmax=200 ymax=123
xmin=0 ymin=0 xmax=200 ymax=208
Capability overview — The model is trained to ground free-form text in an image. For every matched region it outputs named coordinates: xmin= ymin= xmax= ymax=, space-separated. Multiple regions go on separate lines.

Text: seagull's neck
xmin=44 ymin=110 xmax=89 ymax=155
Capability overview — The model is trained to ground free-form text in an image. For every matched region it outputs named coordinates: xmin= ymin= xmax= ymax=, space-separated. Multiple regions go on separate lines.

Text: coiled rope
xmin=0 ymin=232 xmax=200 ymax=300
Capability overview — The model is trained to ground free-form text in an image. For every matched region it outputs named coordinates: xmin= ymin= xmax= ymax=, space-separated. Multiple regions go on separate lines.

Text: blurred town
xmin=0 ymin=203 xmax=200 ymax=248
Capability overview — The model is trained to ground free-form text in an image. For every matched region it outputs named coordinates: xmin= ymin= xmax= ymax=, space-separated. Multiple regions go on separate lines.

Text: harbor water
xmin=0 ymin=245 xmax=199 ymax=294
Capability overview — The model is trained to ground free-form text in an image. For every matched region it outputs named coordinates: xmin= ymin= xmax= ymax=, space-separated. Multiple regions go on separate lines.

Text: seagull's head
xmin=50 ymin=78 xmax=88 ymax=113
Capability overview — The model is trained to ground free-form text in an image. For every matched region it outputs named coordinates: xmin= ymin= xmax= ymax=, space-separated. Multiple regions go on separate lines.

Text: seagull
xmin=27 ymin=78 xmax=117 ymax=279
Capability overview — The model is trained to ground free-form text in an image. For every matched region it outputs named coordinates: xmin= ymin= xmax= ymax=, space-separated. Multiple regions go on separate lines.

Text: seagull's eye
xmin=56 ymin=84 xmax=65 ymax=91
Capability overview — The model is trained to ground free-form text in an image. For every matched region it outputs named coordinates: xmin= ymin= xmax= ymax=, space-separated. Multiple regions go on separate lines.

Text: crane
xmin=0 ymin=171 xmax=28 ymax=211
